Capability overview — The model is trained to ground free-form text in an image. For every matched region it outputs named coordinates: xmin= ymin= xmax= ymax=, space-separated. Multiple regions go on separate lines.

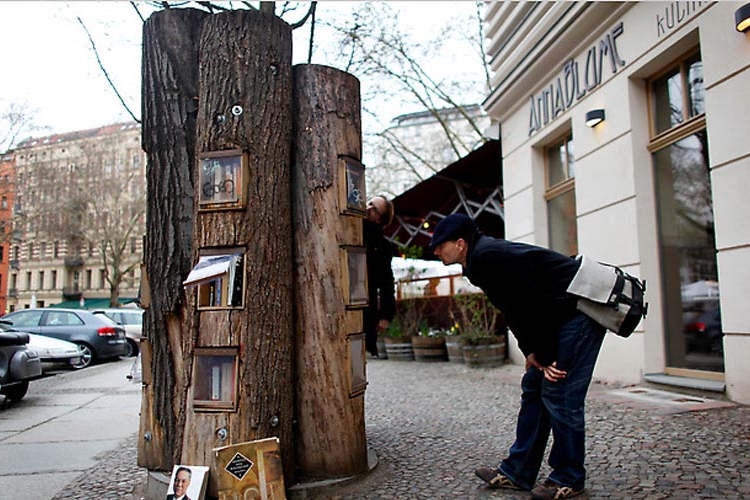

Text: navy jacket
xmin=464 ymin=234 xmax=581 ymax=366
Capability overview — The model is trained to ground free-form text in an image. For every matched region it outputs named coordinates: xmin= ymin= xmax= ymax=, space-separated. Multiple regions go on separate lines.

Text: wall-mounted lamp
xmin=585 ymin=109 xmax=605 ymax=128
xmin=735 ymin=2 xmax=750 ymax=32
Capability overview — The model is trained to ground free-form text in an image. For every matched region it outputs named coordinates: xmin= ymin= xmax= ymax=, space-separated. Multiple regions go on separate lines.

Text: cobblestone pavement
xmin=51 ymin=358 xmax=750 ymax=500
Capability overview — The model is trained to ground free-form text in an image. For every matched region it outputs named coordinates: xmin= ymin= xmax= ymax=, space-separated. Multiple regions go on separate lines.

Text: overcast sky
xmin=0 ymin=1 xmax=480 ymax=141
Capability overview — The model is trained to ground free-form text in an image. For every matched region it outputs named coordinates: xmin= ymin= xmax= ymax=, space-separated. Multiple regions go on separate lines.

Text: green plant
xmin=392 ymin=297 xmax=427 ymax=338
xmin=383 ymin=316 xmax=404 ymax=339
xmin=452 ymin=293 xmax=499 ymax=345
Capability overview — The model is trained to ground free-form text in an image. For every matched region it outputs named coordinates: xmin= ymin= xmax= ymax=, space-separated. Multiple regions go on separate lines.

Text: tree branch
xmin=75 ymin=15 xmax=140 ymax=123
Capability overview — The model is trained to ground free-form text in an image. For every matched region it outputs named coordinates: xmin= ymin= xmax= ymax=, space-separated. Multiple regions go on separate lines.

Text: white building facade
xmin=483 ymin=2 xmax=750 ymax=403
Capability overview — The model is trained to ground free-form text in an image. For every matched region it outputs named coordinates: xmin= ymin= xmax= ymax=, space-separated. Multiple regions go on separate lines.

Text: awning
xmin=48 ymin=297 xmax=138 ymax=309
xmin=183 ymin=253 xmax=242 ymax=288
xmin=383 ymin=139 xmax=504 ymax=257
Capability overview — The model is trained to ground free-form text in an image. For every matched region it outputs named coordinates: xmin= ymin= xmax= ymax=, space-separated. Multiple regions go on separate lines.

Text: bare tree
xmin=325 ymin=1 xmax=492 ymax=195
xmin=16 ymin=125 xmax=144 ymax=306
xmin=0 ymin=101 xmax=42 ymax=154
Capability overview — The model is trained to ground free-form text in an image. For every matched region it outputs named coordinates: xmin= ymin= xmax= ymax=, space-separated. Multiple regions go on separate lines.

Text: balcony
xmin=64 ymin=256 xmax=85 ymax=268
xmin=9 ymin=259 xmax=19 ymax=270
xmin=62 ymin=286 xmax=82 ymax=300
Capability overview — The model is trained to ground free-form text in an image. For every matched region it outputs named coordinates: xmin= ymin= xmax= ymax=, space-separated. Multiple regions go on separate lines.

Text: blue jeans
xmin=498 ymin=313 xmax=605 ymax=490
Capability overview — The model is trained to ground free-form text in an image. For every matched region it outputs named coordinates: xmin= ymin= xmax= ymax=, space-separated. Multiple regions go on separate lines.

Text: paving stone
xmin=48 ymin=360 xmax=750 ymax=499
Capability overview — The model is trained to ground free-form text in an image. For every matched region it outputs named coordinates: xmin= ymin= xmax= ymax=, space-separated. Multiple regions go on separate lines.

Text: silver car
xmin=91 ymin=308 xmax=143 ymax=357
xmin=1 ymin=308 xmax=128 ymax=369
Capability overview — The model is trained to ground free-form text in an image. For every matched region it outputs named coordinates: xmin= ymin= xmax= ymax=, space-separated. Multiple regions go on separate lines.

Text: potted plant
xmin=382 ymin=316 xmax=414 ymax=360
xmin=443 ymin=322 xmax=464 ymax=363
xmin=453 ymin=293 xmax=505 ymax=367
xmin=411 ymin=320 xmax=448 ymax=362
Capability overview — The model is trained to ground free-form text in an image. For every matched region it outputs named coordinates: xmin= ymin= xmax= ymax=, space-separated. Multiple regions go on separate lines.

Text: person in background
xmin=363 ymin=195 xmax=396 ymax=358
xmin=429 ymin=213 xmax=606 ymax=500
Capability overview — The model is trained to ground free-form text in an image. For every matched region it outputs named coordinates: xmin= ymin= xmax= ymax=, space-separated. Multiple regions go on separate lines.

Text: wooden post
xmin=291 ymin=64 xmax=368 ymax=478
xmin=140 ymin=8 xmax=208 ymax=470
xmin=181 ymin=10 xmax=295 ymax=493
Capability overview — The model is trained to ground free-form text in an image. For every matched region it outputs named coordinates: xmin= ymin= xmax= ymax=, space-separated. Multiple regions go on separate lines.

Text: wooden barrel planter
xmin=383 ymin=337 xmax=414 ymax=360
xmin=376 ymin=337 xmax=388 ymax=359
xmin=445 ymin=336 xmax=464 ymax=363
xmin=463 ymin=337 xmax=506 ymax=367
xmin=411 ymin=335 xmax=448 ymax=362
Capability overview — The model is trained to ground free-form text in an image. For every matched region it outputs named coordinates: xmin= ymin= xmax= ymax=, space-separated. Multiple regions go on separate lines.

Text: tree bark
xmin=140 ymin=8 xmax=208 ymax=470
xmin=291 ymin=64 xmax=368 ymax=478
xmin=181 ymin=9 xmax=295 ymax=490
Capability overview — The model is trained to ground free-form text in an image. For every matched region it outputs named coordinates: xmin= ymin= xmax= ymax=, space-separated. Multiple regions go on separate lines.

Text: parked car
xmin=28 ymin=333 xmax=85 ymax=371
xmin=0 ymin=321 xmax=84 ymax=371
xmin=684 ymin=304 xmax=723 ymax=355
xmin=0 ymin=328 xmax=42 ymax=402
xmin=91 ymin=308 xmax=143 ymax=357
xmin=0 ymin=308 xmax=128 ymax=369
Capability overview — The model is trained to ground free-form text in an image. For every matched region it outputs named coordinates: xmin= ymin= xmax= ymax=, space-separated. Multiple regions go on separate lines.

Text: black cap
xmin=429 ymin=214 xmax=477 ymax=250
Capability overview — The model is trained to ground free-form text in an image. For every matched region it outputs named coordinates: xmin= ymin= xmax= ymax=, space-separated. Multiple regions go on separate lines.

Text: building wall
xmin=0 ymin=153 xmax=15 ymax=313
xmin=10 ymin=122 xmax=145 ymax=310
xmin=483 ymin=2 xmax=750 ymax=402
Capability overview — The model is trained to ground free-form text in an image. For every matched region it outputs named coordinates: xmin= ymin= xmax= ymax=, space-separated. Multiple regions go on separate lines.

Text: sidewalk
xmin=52 ymin=358 xmax=750 ymax=499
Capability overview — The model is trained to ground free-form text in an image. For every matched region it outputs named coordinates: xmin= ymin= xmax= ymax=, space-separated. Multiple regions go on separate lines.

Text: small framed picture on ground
xmin=165 ymin=464 xmax=209 ymax=500
xmin=338 ymin=155 xmax=366 ymax=217
xmin=198 ymin=149 xmax=248 ymax=211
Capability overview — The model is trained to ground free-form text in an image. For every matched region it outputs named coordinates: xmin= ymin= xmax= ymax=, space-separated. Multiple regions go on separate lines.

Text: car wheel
xmin=72 ymin=343 xmax=94 ymax=369
xmin=3 ymin=381 xmax=29 ymax=402
xmin=124 ymin=339 xmax=139 ymax=358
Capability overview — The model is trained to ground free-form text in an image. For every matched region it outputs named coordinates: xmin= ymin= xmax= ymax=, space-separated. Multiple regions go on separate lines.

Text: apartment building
xmin=0 ymin=152 xmax=14 ymax=313
xmin=483 ymin=2 xmax=750 ymax=403
xmin=367 ymin=104 xmax=491 ymax=197
xmin=9 ymin=122 xmax=145 ymax=311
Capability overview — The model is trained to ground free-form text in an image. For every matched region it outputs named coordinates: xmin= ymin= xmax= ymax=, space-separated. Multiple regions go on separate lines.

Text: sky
xmin=0 ymin=1 xmax=481 ymax=142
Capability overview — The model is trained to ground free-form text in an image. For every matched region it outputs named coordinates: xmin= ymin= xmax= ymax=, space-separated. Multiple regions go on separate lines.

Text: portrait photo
xmin=165 ymin=464 xmax=209 ymax=500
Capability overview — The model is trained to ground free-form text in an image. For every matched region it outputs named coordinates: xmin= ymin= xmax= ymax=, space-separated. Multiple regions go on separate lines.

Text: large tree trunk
xmin=180 ymin=9 xmax=295 ymax=492
xmin=291 ymin=64 xmax=368 ymax=478
xmin=140 ymin=8 xmax=208 ymax=470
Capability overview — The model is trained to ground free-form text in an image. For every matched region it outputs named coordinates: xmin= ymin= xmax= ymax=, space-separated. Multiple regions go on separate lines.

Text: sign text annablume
xmin=528 ymin=22 xmax=625 ymax=137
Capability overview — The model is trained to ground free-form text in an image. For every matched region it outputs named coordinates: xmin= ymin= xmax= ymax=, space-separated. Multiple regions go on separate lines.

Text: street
xmin=0 ymin=357 xmax=141 ymax=500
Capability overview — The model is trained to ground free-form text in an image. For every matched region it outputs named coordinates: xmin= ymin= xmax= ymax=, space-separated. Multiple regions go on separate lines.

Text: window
xmin=184 ymin=251 xmax=245 ymax=309
xmin=40 ymin=242 xmax=47 ymax=260
xmin=51 ymin=270 xmax=57 ymax=289
xmin=649 ymin=50 xmax=720 ymax=373
xmin=1 ymin=196 xmax=6 ymax=209
xmin=28 ymin=242 xmax=34 ymax=260
xmin=130 ymin=237 xmax=137 ymax=254
xmin=54 ymin=241 xmax=60 ymax=258
xmin=0 ymin=246 xmax=4 ymax=263
xmin=38 ymin=271 xmax=44 ymax=290
xmin=99 ymin=269 xmax=107 ymax=289
xmin=651 ymin=53 xmax=704 ymax=137
xmin=25 ymin=271 xmax=32 ymax=290
xmin=86 ymin=270 xmax=92 ymax=289
xmin=544 ymin=133 xmax=578 ymax=256
xmin=192 ymin=347 xmax=238 ymax=411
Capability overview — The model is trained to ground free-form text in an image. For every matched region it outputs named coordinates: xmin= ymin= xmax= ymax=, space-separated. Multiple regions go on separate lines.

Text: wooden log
xmin=140 ymin=7 xmax=208 ymax=470
xmin=291 ymin=64 xmax=368 ymax=478
xmin=182 ymin=9 xmax=295 ymax=491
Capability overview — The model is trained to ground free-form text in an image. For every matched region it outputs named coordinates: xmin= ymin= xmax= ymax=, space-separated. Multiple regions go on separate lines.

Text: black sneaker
xmin=531 ymin=479 xmax=584 ymax=499
xmin=474 ymin=466 xmax=523 ymax=490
